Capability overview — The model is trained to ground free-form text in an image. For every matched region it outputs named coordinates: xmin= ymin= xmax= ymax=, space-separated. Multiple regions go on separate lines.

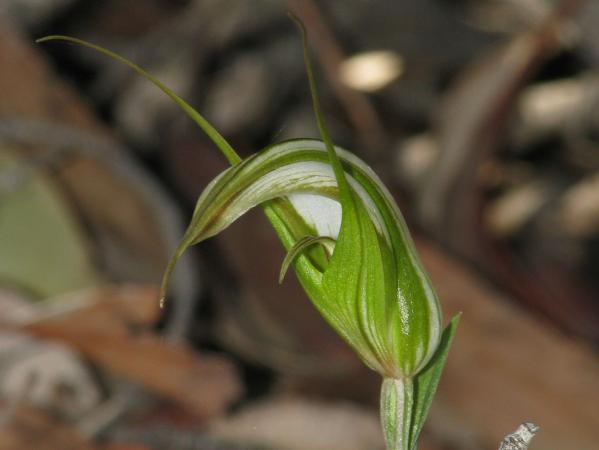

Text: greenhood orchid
xmin=38 ymin=19 xmax=459 ymax=450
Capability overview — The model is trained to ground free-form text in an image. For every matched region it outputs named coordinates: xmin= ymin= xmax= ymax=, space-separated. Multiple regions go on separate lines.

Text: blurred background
xmin=0 ymin=1 xmax=598 ymax=449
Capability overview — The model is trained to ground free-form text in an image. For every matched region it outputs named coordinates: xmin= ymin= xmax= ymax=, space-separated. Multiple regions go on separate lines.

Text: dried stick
xmin=499 ymin=423 xmax=539 ymax=450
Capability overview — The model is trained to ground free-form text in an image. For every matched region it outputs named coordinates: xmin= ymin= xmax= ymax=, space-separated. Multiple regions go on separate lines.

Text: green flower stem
xmin=381 ymin=377 xmax=414 ymax=450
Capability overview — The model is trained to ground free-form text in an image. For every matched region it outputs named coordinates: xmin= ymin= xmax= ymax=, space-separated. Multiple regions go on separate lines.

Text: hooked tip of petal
xmin=278 ymin=235 xmax=336 ymax=285
xmin=278 ymin=268 xmax=289 ymax=285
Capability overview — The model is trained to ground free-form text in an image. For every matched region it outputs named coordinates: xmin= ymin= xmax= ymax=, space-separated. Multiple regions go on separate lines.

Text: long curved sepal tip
xmin=35 ymin=35 xmax=241 ymax=166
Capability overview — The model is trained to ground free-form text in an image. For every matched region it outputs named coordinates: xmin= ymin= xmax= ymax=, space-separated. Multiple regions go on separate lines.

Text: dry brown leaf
xmin=26 ymin=324 xmax=241 ymax=418
xmin=417 ymin=237 xmax=599 ymax=450
xmin=2 ymin=286 xmax=241 ymax=419
xmin=0 ymin=407 xmax=99 ymax=450
xmin=45 ymin=285 xmax=162 ymax=335
xmin=1 ymin=285 xmax=161 ymax=334
xmin=101 ymin=444 xmax=152 ymax=450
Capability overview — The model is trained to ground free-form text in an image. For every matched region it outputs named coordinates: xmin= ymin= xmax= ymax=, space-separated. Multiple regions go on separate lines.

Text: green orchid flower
xmin=38 ymin=19 xmax=458 ymax=450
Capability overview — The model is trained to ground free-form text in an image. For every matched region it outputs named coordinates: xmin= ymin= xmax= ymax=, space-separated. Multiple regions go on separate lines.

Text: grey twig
xmin=499 ymin=422 xmax=539 ymax=450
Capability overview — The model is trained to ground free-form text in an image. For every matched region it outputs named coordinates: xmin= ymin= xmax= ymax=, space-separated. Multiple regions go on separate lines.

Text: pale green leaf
xmin=409 ymin=314 xmax=461 ymax=450
xmin=0 ymin=150 xmax=97 ymax=298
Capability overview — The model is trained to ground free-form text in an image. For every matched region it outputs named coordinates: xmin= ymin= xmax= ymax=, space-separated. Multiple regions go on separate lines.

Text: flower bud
xmin=39 ymin=29 xmax=459 ymax=450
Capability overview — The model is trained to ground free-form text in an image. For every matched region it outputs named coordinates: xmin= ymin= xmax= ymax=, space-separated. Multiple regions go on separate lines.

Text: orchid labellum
xmin=38 ymin=18 xmax=458 ymax=450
